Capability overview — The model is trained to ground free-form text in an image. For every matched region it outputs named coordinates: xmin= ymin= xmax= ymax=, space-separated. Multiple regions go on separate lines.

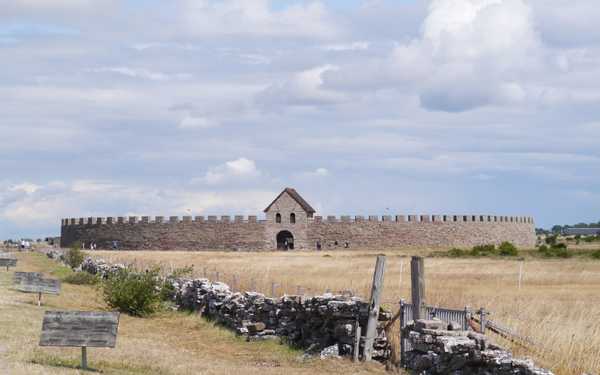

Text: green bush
xmin=64 ymin=244 xmax=85 ymax=270
xmin=448 ymin=248 xmax=465 ymax=257
xmin=63 ymin=272 xmax=99 ymax=285
xmin=470 ymin=244 xmax=496 ymax=256
xmin=102 ymin=267 xmax=162 ymax=317
xmin=538 ymin=243 xmax=572 ymax=258
xmin=545 ymin=235 xmax=558 ymax=246
xmin=498 ymin=242 xmax=518 ymax=256
xmin=590 ymin=250 xmax=600 ymax=259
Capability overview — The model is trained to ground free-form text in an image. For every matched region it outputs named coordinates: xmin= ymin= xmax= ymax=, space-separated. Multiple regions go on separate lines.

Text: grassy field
xmin=91 ymin=249 xmax=600 ymax=375
xmin=0 ymin=252 xmax=387 ymax=375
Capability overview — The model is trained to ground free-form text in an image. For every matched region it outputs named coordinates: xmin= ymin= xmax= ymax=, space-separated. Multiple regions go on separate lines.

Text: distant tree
xmin=551 ymin=225 xmax=563 ymax=234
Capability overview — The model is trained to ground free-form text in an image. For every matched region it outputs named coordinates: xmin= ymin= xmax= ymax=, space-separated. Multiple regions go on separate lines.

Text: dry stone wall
xmin=75 ymin=255 xmax=392 ymax=362
xmin=403 ymin=319 xmax=553 ymax=374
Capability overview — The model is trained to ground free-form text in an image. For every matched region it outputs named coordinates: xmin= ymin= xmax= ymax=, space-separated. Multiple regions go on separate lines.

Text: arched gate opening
xmin=276 ymin=230 xmax=294 ymax=250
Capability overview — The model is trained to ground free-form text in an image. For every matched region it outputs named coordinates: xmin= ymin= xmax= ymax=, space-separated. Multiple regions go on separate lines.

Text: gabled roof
xmin=263 ymin=188 xmax=316 ymax=214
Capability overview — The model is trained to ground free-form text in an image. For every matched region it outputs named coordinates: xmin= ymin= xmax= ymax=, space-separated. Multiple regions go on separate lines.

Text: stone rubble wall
xmin=404 ymin=319 xmax=553 ymax=375
xmin=75 ymin=255 xmax=392 ymax=361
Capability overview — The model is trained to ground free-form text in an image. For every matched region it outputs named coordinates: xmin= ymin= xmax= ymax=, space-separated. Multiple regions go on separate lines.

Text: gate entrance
xmin=276 ymin=230 xmax=294 ymax=250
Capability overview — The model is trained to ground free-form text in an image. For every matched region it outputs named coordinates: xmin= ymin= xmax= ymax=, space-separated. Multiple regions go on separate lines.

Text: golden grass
xmin=92 ymin=249 xmax=600 ymax=375
xmin=0 ymin=252 xmax=388 ymax=375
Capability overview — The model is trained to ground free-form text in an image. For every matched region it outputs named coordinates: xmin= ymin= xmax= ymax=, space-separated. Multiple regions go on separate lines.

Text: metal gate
xmin=399 ymin=300 xmax=472 ymax=365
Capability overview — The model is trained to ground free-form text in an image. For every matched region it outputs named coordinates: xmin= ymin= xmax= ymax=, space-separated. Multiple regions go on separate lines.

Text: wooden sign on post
xmin=40 ymin=311 xmax=120 ymax=370
xmin=14 ymin=271 xmax=42 ymax=284
xmin=0 ymin=256 xmax=17 ymax=271
xmin=15 ymin=277 xmax=60 ymax=306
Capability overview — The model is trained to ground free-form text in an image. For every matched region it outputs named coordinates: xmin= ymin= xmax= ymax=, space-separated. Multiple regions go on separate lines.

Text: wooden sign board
xmin=0 ymin=257 xmax=17 ymax=269
xmin=40 ymin=311 xmax=120 ymax=348
xmin=16 ymin=278 xmax=61 ymax=295
xmin=14 ymin=272 xmax=42 ymax=284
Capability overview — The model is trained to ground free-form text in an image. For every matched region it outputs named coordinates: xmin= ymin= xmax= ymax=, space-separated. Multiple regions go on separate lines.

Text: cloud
xmin=178 ymin=115 xmax=220 ymax=129
xmin=181 ymin=0 xmax=340 ymax=39
xmin=322 ymin=41 xmax=369 ymax=52
xmin=85 ymin=67 xmax=189 ymax=82
xmin=256 ymin=65 xmax=345 ymax=109
xmin=0 ymin=179 xmax=276 ymax=232
xmin=324 ymin=0 xmax=543 ymax=112
xmin=194 ymin=158 xmax=261 ymax=185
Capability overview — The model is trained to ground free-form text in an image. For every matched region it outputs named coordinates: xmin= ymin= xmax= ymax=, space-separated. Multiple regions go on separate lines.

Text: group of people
xmin=81 ymin=241 xmax=98 ymax=250
xmin=316 ymin=240 xmax=350 ymax=250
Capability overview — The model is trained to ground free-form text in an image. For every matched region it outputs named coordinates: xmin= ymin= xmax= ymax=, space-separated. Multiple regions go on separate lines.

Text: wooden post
xmin=363 ymin=255 xmax=386 ymax=362
xmin=353 ymin=320 xmax=361 ymax=363
xmin=38 ymin=292 xmax=42 ymax=307
xmin=271 ymin=282 xmax=277 ymax=297
xmin=81 ymin=346 xmax=88 ymax=370
xmin=411 ymin=256 xmax=425 ymax=321
xmin=518 ymin=262 xmax=523 ymax=290
xmin=479 ymin=308 xmax=487 ymax=334
xmin=215 ymin=271 xmax=219 ymax=282
xmin=399 ymin=299 xmax=406 ymax=367
xmin=399 ymin=261 xmax=404 ymax=291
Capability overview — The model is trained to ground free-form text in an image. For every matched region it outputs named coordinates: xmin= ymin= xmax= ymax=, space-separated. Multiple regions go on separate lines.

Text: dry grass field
xmin=92 ymin=249 xmax=600 ymax=375
xmin=0 ymin=252 xmax=387 ymax=375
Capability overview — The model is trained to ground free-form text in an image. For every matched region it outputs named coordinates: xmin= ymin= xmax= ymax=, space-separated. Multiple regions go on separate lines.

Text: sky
xmin=1 ymin=0 xmax=600 ymax=239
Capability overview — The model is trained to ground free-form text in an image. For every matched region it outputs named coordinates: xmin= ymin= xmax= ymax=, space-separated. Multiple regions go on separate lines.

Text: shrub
xmin=545 ymin=235 xmax=558 ymax=246
xmin=63 ymin=272 xmax=99 ymax=285
xmin=498 ymin=242 xmax=518 ymax=256
xmin=64 ymin=244 xmax=85 ymax=270
xmin=590 ymin=250 xmax=600 ymax=260
xmin=102 ymin=267 xmax=162 ymax=317
xmin=470 ymin=244 xmax=496 ymax=256
xmin=538 ymin=243 xmax=572 ymax=258
xmin=448 ymin=248 xmax=465 ymax=257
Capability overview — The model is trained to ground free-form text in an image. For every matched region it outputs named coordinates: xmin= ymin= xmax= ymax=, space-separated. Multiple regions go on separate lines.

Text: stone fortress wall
xmin=61 ymin=188 xmax=536 ymax=250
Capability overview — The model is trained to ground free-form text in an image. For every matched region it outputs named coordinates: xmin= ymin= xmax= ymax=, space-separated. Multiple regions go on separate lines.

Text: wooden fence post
xmin=363 ymin=255 xmax=386 ymax=362
xmin=399 ymin=299 xmax=406 ymax=367
xmin=479 ymin=308 xmax=487 ymax=334
xmin=271 ymin=282 xmax=277 ymax=297
xmin=411 ymin=256 xmax=425 ymax=321
xmin=353 ymin=319 xmax=361 ymax=362
xmin=81 ymin=346 xmax=88 ymax=370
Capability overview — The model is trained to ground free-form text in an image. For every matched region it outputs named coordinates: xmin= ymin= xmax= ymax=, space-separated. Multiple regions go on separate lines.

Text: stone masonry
xmin=60 ymin=188 xmax=536 ymax=250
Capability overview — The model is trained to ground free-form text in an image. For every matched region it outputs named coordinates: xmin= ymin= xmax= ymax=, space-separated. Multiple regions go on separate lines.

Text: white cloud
xmin=194 ymin=158 xmax=261 ymax=185
xmin=178 ymin=116 xmax=220 ymax=129
xmin=257 ymin=65 xmax=345 ymax=109
xmin=181 ymin=0 xmax=340 ymax=39
xmin=322 ymin=41 xmax=369 ymax=51
xmin=85 ymin=67 xmax=187 ymax=82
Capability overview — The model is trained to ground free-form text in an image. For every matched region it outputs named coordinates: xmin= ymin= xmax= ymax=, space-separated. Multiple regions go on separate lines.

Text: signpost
xmin=0 ymin=255 xmax=17 ymax=271
xmin=15 ymin=276 xmax=60 ymax=306
xmin=39 ymin=311 xmax=120 ymax=370
xmin=14 ymin=271 xmax=42 ymax=284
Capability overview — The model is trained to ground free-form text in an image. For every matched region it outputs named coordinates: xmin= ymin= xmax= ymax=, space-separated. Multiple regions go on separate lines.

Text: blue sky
xmin=1 ymin=0 xmax=599 ymax=239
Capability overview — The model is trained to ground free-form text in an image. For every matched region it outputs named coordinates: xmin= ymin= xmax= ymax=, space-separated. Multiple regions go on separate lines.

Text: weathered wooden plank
xmin=16 ymin=278 xmax=61 ymax=295
xmin=411 ymin=256 xmax=425 ymax=321
xmin=14 ymin=272 xmax=42 ymax=284
xmin=39 ymin=311 xmax=120 ymax=348
xmin=0 ymin=258 xmax=17 ymax=268
xmin=363 ymin=255 xmax=386 ymax=361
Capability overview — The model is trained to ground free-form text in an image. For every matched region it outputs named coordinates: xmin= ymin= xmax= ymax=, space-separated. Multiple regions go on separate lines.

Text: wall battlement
xmin=62 ymin=214 xmax=533 ymax=227
xmin=62 ymin=215 xmax=263 ymax=226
